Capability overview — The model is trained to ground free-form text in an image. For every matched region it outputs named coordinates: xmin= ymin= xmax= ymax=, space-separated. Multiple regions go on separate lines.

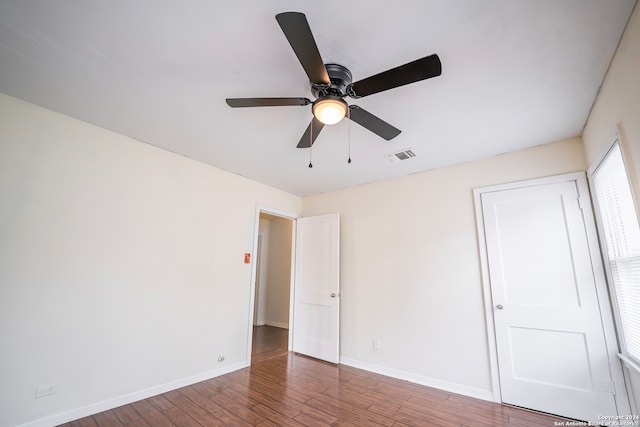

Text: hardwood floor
xmin=59 ymin=326 xmax=569 ymax=426
xmin=251 ymin=325 xmax=289 ymax=364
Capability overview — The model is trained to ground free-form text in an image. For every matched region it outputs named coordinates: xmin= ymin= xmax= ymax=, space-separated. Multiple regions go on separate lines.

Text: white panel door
xmin=293 ymin=213 xmax=340 ymax=363
xmin=482 ymin=180 xmax=617 ymax=422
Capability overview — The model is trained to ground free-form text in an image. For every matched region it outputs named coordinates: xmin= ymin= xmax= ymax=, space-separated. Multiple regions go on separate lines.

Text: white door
xmin=292 ymin=213 xmax=340 ymax=363
xmin=481 ymin=178 xmax=618 ymax=422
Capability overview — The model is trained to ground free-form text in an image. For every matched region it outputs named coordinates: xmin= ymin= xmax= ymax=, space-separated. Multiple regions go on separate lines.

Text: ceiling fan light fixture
xmin=312 ymin=96 xmax=348 ymax=125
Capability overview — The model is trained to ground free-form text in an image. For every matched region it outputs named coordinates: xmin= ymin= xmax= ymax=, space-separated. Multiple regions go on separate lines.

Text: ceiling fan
xmin=226 ymin=12 xmax=442 ymax=149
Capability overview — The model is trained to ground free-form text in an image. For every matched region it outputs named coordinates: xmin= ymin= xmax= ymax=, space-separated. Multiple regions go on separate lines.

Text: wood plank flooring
xmin=251 ymin=325 xmax=289 ymax=364
xmin=59 ymin=326 xmax=570 ymax=426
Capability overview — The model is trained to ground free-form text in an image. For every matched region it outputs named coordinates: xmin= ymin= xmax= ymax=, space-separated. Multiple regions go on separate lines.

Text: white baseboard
xmin=264 ymin=321 xmax=289 ymax=329
xmin=19 ymin=357 xmax=493 ymax=426
xmin=339 ymin=356 xmax=493 ymax=402
xmin=17 ymin=362 xmax=247 ymax=427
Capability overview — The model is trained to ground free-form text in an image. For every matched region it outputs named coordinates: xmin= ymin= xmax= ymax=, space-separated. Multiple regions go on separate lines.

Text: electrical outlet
xmin=373 ymin=338 xmax=381 ymax=350
xmin=35 ymin=384 xmax=56 ymax=398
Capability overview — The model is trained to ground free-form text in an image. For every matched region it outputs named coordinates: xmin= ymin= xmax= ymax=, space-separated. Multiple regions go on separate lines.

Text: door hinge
xmin=603 ymin=379 xmax=617 ymax=395
xmin=578 ymin=197 xmax=589 ymax=211
xmin=564 ymin=196 xmax=587 ymax=211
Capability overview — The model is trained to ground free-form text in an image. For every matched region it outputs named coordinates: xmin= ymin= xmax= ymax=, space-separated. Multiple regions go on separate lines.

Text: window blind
xmin=592 ymin=143 xmax=640 ymax=364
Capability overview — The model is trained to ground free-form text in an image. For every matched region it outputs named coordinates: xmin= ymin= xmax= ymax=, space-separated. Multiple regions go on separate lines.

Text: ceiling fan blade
xmin=349 ymin=54 xmax=442 ymax=98
xmin=349 ymin=105 xmax=401 ymax=140
xmin=296 ymin=117 xmax=325 ymax=148
xmin=226 ymin=97 xmax=311 ymax=108
xmin=276 ymin=12 xmax=330 ymax=85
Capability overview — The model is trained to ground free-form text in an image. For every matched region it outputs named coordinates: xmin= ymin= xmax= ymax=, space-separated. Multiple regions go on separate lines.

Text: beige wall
xmin=256 ymin=216 xmax=292 ymax=329
xmin=582 ymin=3 xmax=640 ymax=414
xmin=265 ymin=218 xmax=292 ymax=328
xmin=302 ymin=138 xmax=586 ymax=397
xmin=254 ymin=218 xmax=271 ymax=325
xmin=0 ymin=92 xmax=301 ymax=427
xmin=583 ymin=3 xmax=640 ymax=212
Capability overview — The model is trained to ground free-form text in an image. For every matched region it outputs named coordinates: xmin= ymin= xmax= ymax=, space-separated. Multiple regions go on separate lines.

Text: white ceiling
xmin=0 ymin=1 xmax=636 ymax=196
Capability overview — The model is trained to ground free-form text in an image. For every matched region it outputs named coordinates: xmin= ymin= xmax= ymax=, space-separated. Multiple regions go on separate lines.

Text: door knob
xmin=330 ymin=293 xmax=336 ymax=298
xmin=496 ymin=304 xmax=504 ymax=310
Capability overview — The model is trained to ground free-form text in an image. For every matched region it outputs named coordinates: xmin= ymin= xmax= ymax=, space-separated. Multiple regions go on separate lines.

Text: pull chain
xmin=347 ymin=107 xmax=352 ymax=164
xmin=308 ymin=119 xmax=313 ymax=168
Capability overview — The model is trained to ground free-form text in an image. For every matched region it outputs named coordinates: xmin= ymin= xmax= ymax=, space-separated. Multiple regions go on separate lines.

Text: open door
xmin=292 ymin=213 xmax=340 ymax=363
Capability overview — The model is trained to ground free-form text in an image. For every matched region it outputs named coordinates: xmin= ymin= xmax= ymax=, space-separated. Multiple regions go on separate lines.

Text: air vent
xmin=385 ymin=148 xmax=416 ymax=163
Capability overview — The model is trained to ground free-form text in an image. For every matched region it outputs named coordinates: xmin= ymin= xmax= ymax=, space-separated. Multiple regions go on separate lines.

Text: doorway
xmin=247 ymin=208 xmax=341 ymax=365
xmin=250 ymin=211 xmax=295 ymax=364
xmin=474 ymin=172 xmax=629 ymax=422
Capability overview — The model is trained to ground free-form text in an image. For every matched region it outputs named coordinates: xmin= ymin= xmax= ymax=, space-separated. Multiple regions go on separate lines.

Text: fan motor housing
xmin=312 ymin=63 xmax=352 ymax=98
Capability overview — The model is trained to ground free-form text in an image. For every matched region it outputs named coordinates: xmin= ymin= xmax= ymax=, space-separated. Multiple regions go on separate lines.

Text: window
xmin=590 ymin=141 xmax=640 ymax=364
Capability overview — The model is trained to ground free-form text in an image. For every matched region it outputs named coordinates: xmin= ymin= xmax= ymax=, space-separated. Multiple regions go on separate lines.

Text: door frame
xmin=253 ymin=232 xmax=265 ymax=326
xmin=245 ymin=205 xmax=299 ymax=365
xmin=473 ymin=172 xmax=630 ymax=414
